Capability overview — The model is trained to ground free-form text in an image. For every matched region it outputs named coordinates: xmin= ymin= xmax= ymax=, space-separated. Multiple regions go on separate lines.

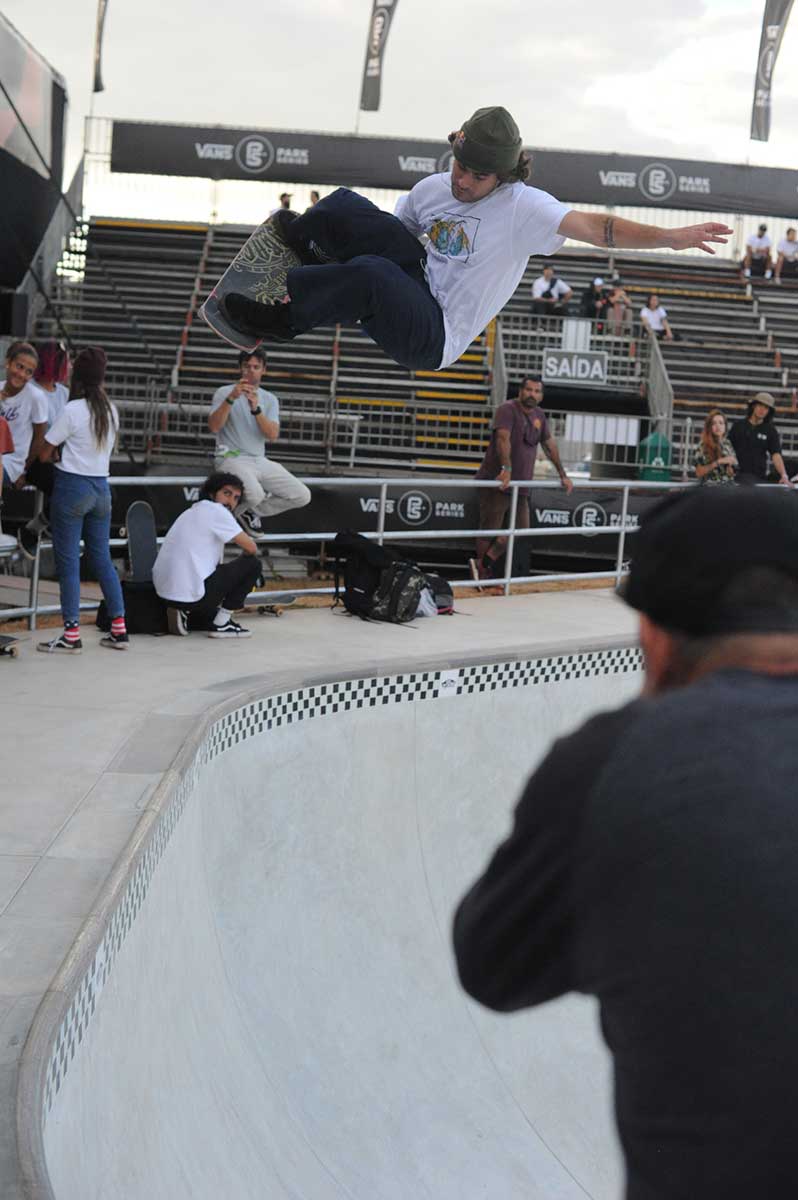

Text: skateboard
xmin=257 ymin=596 xmax=297 ymax=618
xmin=200 ymin=218 xmax=301 ymax=352
xmin=0 ymin=634 xmax=20 ymax=658
xmin=125 ymin=500 xmax=158 ymax=584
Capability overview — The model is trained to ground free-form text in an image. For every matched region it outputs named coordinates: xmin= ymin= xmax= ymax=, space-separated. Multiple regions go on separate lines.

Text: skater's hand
xmin=667 ymin=223 xmax=733 ymax=255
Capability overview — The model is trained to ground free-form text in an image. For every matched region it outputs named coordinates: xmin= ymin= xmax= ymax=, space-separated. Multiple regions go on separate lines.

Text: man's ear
xmin=639 ymin=613 xmax=678 ymax=695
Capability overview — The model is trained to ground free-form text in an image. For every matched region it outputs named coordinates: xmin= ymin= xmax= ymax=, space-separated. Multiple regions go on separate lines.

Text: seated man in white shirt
xmin=742 ymin=224 xmax=773 ymax=279
xmin=152 ymin=472 xmax=261 ymax=638
xmin=775 ymin=227 xmax=798 ymax=284
xmin=640 ymin=293 xmax=674 ymax=341
xmin=531 ymin=265 xmax=573 ymax=316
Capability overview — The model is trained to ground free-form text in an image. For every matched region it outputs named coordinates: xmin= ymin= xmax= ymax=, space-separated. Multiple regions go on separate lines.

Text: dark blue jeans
xmin=50 ymin=471 xmax=124 ymax=624
xmin=286 ymin=189 xmax=446 ymax=370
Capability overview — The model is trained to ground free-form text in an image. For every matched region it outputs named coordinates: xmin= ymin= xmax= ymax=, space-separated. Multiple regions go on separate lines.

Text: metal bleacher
xmin=35 ymin=216 xmax=798 ymax=474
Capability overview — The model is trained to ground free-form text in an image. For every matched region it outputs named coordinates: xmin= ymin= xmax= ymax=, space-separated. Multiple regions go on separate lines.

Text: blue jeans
xmin=50 ymin=471 xmax=124 ymax=625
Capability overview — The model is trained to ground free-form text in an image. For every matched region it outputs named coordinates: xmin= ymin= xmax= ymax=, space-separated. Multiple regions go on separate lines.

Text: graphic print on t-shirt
xmin=427 ymin=213 xmax=480 ymax=262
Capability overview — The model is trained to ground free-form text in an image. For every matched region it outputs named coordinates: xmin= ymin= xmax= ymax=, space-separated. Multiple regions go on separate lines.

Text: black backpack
xmin=332 ymin=531 xmax=398 ymax=619
xmin=370 ymin=561 xmax=429 ymax=624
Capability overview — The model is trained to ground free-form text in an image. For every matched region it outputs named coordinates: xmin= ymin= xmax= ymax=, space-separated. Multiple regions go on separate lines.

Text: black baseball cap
xmin=620 ymin=486 xmax=798 ymax=636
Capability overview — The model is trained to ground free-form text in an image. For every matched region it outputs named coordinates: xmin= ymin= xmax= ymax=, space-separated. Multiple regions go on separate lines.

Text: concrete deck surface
xmin=0 ymin=589 xmax=638 ymax=1197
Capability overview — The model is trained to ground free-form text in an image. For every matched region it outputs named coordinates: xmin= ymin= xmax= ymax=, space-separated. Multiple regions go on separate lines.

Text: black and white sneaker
xmin=167 ymin=607 xmax=190 ymax=636
xmin=208 ymin=619 xmax=252 ymax=639
xmin=37 ymin=633 xmax=82 ymax=655
xmin=236 ymin=509 xmax=263 ymax=536
xmin=100 ymin=632 xmax=130 ymax=651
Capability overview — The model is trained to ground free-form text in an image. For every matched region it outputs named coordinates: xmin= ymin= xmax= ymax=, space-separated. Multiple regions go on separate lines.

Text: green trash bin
xmin=637 ymin=429 xmax=672 ymax=482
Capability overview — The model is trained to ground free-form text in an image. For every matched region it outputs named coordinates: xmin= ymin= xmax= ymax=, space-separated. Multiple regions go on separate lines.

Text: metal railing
xmin=1 ymin=476 xmax=686 ymax=629
xmin=499 ymin=313 xmax=647 ymax=391
xmin=646 ymin=333 xmax=674 ymax=424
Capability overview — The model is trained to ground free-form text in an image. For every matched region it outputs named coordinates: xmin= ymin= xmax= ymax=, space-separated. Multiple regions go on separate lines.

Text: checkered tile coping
xmin=42 ymin=645 xmax=641 ymax=1121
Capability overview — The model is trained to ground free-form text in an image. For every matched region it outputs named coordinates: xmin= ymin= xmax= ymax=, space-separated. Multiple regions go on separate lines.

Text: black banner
xmin=93 ymin=0 xmax=109 ymax=94
xmin=110 ymin=119 xmax=798 ymax=217
xmin=359 ymin=0 xmax=399 ymax=113
xmin=750 ymin=0 xmax=794 ymax=141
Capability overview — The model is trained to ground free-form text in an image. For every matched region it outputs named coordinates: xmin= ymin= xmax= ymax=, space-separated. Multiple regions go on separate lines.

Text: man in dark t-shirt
xmin=454 ymin=485 xmax=798 ymax=1200
xmin=472 ymin=375 xmax=572 ymax=579
xmin=728 ymin=391 xmax=790 ymax=484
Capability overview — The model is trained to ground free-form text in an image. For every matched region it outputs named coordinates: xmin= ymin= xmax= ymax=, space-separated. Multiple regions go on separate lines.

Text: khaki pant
xmin=215 ymin=455 xmax=311 ymax=518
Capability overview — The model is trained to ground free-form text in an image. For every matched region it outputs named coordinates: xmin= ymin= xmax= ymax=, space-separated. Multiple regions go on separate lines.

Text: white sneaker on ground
xmin=765 ymin=269 xmax=773 ymax=279
xmin=208 ymin=619 xmax=252 ymax=638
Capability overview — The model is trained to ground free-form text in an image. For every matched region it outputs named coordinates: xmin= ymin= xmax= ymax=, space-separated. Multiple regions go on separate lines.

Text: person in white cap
xmin=579 ymin=276 xmax=608 ymax=319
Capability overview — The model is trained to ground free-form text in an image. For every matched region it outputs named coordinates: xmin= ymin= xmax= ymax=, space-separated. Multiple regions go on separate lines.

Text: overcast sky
xmin=5 ymin=1 xmax=798 ymax=183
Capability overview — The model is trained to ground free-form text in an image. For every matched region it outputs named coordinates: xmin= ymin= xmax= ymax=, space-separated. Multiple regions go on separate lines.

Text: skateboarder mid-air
xmin=203 ymin=106 xmax=732 ymax=371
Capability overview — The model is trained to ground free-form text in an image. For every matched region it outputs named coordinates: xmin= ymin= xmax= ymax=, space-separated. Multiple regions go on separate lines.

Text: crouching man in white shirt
xmin=152 ymin=472 xmax=261 ymax=638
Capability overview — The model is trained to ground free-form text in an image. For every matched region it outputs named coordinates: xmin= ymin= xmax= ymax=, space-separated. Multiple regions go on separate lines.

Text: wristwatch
xmin=252 ymin=406 xmax=262 ymax=416
xmin=225 ymin=396 xmax=235 ymax=406
xmin=500 ymin=463 xmax=511 ymax=471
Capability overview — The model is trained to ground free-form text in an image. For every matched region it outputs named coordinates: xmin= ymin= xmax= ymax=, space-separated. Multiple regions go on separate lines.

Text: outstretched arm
xmin=559 ymin=211 xmax=732 ymax=255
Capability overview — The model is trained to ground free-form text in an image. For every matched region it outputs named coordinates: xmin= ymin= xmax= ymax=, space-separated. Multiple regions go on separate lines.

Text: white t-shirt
xmin=153 ymin=499 xmax=244 ymax=603
xmin=641 ymin=305 xmax=668 ymax=332
xmin=396 ymin=174 xmax=570 ymax=368
xmin=777 ymin=237 xmax=798 ymax=261
xmin=746 ymin=233 xmax=771 ymax=252
xmin=43 ymin=382 xmax=69 ymax=428
xmin=45 ymin=398 xmax=119 ymax=477
xmin=531 ymin=275 xmax=571 ymax=300
xmin=0 ymin=379 xmax=49 ymax=483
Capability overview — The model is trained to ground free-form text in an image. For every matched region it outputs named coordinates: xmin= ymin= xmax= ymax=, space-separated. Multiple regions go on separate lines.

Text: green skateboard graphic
xmin=200 ymin=218 xmax=301 ymax=351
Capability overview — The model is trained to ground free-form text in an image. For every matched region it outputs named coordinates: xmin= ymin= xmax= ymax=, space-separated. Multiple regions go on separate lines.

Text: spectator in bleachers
xmin=270 ymin=192 xmax=293 ymax=216
xmin=531 ymin=265 xmax=573 ymax=316
xmin=729 ymin=392 xmax=791 ymax=486
xmin=153 ymin=471 xmax=260 ymax=639
xmin=742 ymin=224 xmax=773 ymax=279
xmin=604 ymin=283 xmax=633 ymax=335
xmin=207 ymin=348 xmax=311 ymax=536
xmin=1 ymin=341 xmax=47 ymax=496
xmin=17 ymin=340 xmax=73 ymax=558
xmin=775 ymin=228 xmax=798 ymax=285
xmin=579 ymin=277 xmax=608 ymax=320
xmin=640 ymin=294 xmax=674 ymax=341
xmin=471 ymin=375 xmax=573 ymax=581
xmin=693 ymin=409 xmax=737 ymax=485
xmin=36 ymin=347 xmax=129 ymax=655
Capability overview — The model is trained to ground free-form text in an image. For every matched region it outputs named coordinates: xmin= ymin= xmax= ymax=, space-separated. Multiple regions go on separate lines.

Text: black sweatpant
xmin=165 ymin=555 xmax=260 ymax=628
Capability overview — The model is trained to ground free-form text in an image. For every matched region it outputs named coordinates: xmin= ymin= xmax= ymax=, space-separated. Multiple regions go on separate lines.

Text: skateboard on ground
xmin=257 ymin=596 xmax=297 ymax=618
xmin=200 ymin=218 xmax=300 ymax=352
xmin=0 ymin=634 xmax=21 ymax=658
xmin=124 ymin=501 xmax=158 ymax=584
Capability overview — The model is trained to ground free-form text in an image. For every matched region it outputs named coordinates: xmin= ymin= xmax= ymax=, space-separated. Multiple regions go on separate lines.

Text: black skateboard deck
xmin=125 ymin=500 xmax=158 ymax=584
xmin=0 ymin=634 xmax=20 ymax=658
xmin=200 ymin=218 xmax=300 ymax=351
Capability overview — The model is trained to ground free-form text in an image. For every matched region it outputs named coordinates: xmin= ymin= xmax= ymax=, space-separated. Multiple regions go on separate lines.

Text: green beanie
xmin=451 ymin=106 xmax=522 ymax=176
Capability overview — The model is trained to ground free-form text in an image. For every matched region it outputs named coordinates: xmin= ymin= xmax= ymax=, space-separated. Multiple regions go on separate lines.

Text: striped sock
xmin=63 ymin=621 xmax=80 ymax=645
xmin=111 ymin=616 xmax=127 ymax=637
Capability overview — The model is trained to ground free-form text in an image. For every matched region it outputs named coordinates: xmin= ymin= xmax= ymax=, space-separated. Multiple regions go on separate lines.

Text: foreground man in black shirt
xmin=728 ymin=390 xmax=790 ymax=484
xmin=454 ymin=485 xmax=798 ymax=1200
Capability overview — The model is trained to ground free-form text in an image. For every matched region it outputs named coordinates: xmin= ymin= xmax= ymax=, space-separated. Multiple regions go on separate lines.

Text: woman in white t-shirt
xmin=640 ymin=294 xmax=674 ymax=341
xmin=0 ymin=340 xmax=48 ymax=491
xmin=17 ymin=340 xmax=72 ymax=558
xmin=153 ymin=472 xmax=260 ymax=638
xmin=36 ymin=346 xmax=128 ymax=655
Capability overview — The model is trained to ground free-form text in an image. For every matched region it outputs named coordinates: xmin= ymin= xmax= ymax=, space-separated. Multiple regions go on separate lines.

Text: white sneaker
xmin=775 ymin=277 xmax=782 ymax=286
xmin=208 ymin=619 xmax=252 ymax=638
xmin=744 ymin=267 xmax=751 ymax=278
xmin=765 ymin=269 xmax=773 ymax=280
